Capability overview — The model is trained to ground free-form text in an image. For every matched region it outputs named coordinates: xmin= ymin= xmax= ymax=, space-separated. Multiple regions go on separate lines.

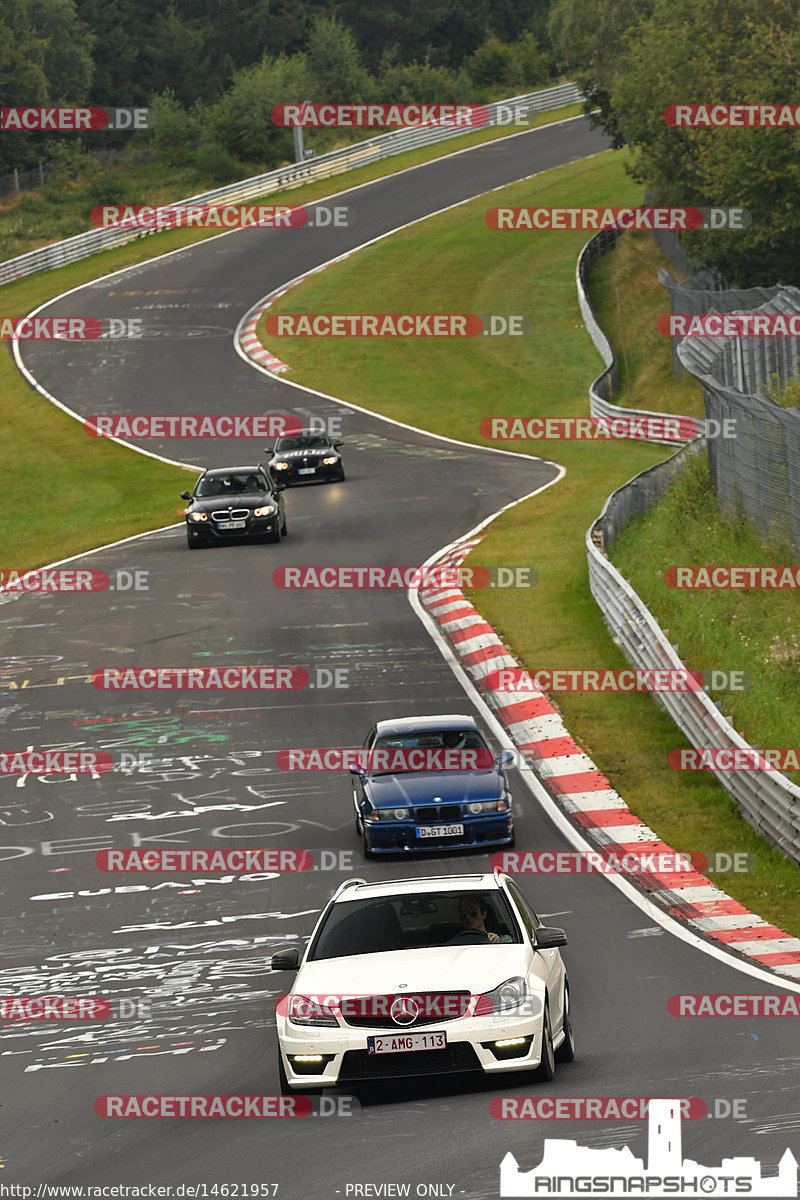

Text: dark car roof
xmin=374 ymin=714 xmax=478 ymax=736
xmin=201 ymin=465 xmax=265 ymax=476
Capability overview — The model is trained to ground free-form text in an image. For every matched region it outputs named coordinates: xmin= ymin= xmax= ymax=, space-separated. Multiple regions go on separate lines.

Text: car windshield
xmin=309 ymin=891 xmax=521 ymax=960
xmin=195 ymin=473 xmax=267 ymax=497
xmin=368 ymin=728 xmax=491 ymax=773
xmin=275 ymin=436 xmax=330 ymax=452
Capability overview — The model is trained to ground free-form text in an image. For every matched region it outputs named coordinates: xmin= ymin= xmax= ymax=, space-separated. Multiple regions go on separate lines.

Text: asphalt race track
xmin=4 ymin=116 xmax=799 ymax=1196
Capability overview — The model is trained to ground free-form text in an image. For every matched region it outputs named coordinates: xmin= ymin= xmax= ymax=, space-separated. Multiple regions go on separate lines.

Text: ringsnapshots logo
xmin=272 ymin=565 xmax=536 ymax=589
xmin=271 ymin=103 xmax=489 ymax=128
xmin=263 ymin=314 xmax=529 ymax=337
xmin=499 ymin=1099 xmax=797 ymax=1197
xmin=486 ymin=206 xmax=750 ymax=232
xmin=91 ymin=203 xmax=352 ymax=230
xmin=0 ymin=107 xmax=150 ymax=131
xmin=85 ymin=415 xmax=303 ymax=439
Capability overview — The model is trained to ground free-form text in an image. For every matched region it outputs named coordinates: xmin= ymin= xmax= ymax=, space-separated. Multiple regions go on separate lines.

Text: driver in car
xmin=457 ymin=896 xmax=512 ymax=943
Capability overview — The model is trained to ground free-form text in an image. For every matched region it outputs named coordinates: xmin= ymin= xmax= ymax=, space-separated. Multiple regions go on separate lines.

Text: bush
xmin=193 ymin=140 xmax=244 ymax=183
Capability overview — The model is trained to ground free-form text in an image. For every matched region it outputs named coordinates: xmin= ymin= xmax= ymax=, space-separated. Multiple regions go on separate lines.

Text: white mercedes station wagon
xmin=271 ymin=870 xmax=574 ymax=1092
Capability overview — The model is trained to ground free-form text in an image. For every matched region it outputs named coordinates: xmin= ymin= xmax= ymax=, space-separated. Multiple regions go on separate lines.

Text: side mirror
xmin=333 ymin=441 xmax=344 ymax=450
xmin=180 ymin=491 xmax=192 ymax=500
xmin=535 ymin=926 xmax=567 ymax=949
xmin=499 ymin=749 xmax=515 ymax=767
xmin=348 ymin=763 xmax=365 ymax=777
xmin=274 ymin=482 xmax=286 ymax=492
xmin=271 ymin=947 xmax=301 ymax=971
xmin=264 ymin=446 xmax=273 ymax=456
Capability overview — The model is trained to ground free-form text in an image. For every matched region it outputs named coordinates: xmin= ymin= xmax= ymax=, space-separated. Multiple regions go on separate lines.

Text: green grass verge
xmin=0 ymin=104 xmax=584 ymax=262
xmin=264 ymin=147 xmax=800 ymax=935
xmin=0 ymin=104 xmax=582 ymax=572
xmin=588 ymin=231 xmax=701 ymax=418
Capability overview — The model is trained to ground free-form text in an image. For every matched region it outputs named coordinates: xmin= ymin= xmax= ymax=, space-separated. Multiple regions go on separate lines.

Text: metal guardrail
xmin=579 ymin=238 xmax=800 ymax=866
xmin=575 ymin=228 xmax=703 ymax=444
xmin=0 ymin=82 xmax=583 ymax=287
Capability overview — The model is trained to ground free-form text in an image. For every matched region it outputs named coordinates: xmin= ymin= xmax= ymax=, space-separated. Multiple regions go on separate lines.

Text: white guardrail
xmin=578 ymin=233 xmax=800 ymax=865
xmin=0 ymin=82 xmax=583 ymax=287
xmin=576 ymin=228 xmax=702 ymax=445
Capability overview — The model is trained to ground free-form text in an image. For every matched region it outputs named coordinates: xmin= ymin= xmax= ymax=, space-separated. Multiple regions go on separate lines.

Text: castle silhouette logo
xmin=500 ymin=1099 xmax=797 ymax=1197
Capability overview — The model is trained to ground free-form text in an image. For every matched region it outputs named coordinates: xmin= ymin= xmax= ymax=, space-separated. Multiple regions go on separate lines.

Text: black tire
xmin=555 ymin=982 xmax=576 ymax=1063
xmin=281 ymin=514 xmax=287 ymax=536
xmin=187 ymin=535 xmax=206 ymax=550
xmin=337 ymin=468 xmax=346 ymax=482
xmin=531 ymin=999 xmax=556 ymax=1082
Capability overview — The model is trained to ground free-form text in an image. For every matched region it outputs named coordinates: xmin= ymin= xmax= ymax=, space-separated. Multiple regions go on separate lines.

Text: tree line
xmin=547 ymin=0 xmax=800 ymax=285
xmin=0 ymin=0 xmax=557 ymax=175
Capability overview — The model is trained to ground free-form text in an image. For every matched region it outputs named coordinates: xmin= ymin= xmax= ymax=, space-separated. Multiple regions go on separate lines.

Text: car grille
xmin=341 ymin=992 xmax=471 ymax=1029
xmin=415 ymin=804 xmax=462 ymax=823
xmin=211 ymin=508 xmax=250 ymax=520
xmin=339 ymin=1043 xmax=481 ymax=1080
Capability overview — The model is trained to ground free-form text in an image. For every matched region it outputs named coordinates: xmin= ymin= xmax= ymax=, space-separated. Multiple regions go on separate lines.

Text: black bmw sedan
xmin=181 ymin=465 xmax=287 ymax=549
xmin=265 ymin=431 xmax=345 ymax=485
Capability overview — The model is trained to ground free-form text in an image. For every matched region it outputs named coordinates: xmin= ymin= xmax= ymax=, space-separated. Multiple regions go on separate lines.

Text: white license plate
xmin=416 ymin=823 xmax=464 ymax=838
xmin=217 ymin=520 xmax=247 ymax=530
xmin=367 ymin=1031 xmax=446 ymax=1054
xmin=298 ymin=467 xmax=316 ymax=475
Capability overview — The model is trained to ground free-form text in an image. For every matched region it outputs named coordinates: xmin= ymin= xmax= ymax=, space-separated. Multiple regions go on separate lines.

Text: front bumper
xmin=363 ymin=813 xmax=513 ymax=854
xmin=272 ymin=462 xmax=341 ymax=484
xmin=186 ymin=515 xmax=278 ymax=542
xmin=277 ymin=1009 xmax=544 ymax=1089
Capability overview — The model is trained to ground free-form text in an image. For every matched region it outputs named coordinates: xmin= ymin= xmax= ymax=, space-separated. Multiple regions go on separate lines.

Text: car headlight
xmin=322 ymin=456 xmax=339 ymax=465
xmin=478 ymin=977 xmax=528 ymax=1015
xmin=371 ymin=807 xmax=410 ymax=820
xmin=253 ymin=505 xmax=276 ymax=517
xmin=287 ymin=995 xmax=339 ymax=1027
xmin=273 ymin=462 xmax=289 ymax=470
xmin=189 ymin=512 xmax=208 ymax=522
xmin=467 ymin=800 xmax=505 ymax=814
